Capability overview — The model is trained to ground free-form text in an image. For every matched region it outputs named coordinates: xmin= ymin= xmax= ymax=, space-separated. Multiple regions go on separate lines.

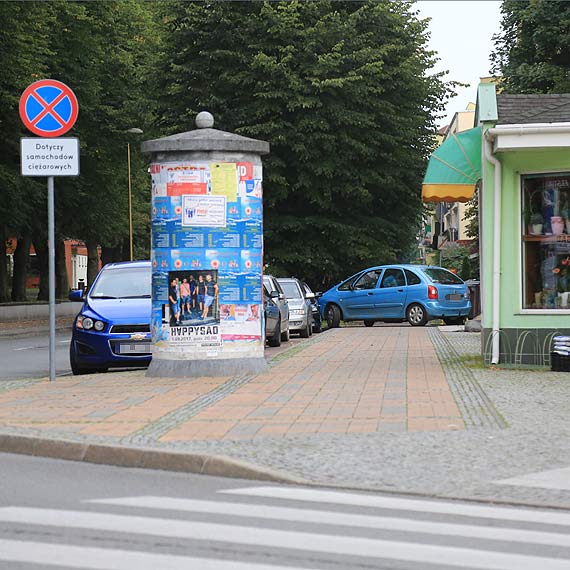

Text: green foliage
xmin=0 ymin=1 xmax=161 ymax=298
xmin=440 ymin=242 xmax=472 ymax=278
xmin=492 ymin=0 xmax=570 ymax=93
xmin=157 ymin=0 xmax=452 ymax=288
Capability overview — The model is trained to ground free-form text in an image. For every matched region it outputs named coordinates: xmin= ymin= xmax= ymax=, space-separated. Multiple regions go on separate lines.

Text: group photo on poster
xmin=166 ymin=269 xmax=219 ymax=326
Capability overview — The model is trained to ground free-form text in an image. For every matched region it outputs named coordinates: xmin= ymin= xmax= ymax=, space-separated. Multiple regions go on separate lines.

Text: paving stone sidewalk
xmin=1 ymin=324 xmax=570 ymax=508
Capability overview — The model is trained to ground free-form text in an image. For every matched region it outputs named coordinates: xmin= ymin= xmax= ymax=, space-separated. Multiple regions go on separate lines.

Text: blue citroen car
xmin=318 ymin=265 xmax=470 ymax=328
xmin=68 ymin=261 xmax=152 ymax=374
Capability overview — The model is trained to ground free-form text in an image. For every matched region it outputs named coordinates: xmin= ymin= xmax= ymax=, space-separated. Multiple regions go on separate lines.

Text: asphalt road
xmin=0 ymin=330 xmax=72 ymax=380
xmin=0 ymin=453 xmax=568 ymax=570
xmin=0 ymin=329 xmax=312 ymax=381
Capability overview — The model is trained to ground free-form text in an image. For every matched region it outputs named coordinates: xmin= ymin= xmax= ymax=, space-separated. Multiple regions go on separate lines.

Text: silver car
xmin=276 ymin=277 xmax=313 ymax=338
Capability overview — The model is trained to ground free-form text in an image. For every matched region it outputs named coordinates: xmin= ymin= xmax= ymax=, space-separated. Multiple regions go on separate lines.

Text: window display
xmin=522 ymin=173 xmax=570 ymax=309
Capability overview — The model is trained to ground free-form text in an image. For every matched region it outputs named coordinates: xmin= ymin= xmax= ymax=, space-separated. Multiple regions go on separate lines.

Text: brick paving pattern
xmin=0 ymin=327 xmax=471 ymax=442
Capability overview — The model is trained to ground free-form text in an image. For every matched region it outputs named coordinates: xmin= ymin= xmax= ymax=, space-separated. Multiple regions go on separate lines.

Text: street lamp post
xmin=126 ymin=128 xmax=143 ymax=261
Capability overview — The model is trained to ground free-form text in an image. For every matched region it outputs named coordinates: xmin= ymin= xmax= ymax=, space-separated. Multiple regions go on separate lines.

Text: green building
xmin=424 ymin=83 xmax=570 ymax=366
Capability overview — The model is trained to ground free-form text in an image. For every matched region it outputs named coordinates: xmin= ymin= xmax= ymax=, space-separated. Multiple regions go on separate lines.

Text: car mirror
xmin=68 ymin=289 xmax=85 ymax=302
xmin=305 ymin=292 xmax=315 ymax=300
xmin=315 ymin=292 xmax=323 ymax=298
xmin=269 ymin=290 xmax=280 ymax=299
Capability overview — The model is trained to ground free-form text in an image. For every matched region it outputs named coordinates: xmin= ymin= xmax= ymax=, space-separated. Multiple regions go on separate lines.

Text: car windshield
xmin=423 ymin=268 xmax=464 ymax=285
xmin=279 ymin=281 xmax=303 ymax=299
xmin=90 ymin=266 xmax=151 ymax=299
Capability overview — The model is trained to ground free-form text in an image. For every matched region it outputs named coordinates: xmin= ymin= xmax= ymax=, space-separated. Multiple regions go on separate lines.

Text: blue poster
xmin=151 ymin=160 xmax=263 ymax=354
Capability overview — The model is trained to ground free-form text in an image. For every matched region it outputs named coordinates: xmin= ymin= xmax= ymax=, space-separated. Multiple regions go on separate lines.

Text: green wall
xmin=481 ymin=139 xmax=570 ymax=330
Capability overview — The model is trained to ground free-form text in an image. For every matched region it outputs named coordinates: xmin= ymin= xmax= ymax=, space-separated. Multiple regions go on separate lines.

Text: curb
xmin=0 ymin=432 xmax=308 ymax=485
xmin=1 ymin=431 xmax=569 ymax=512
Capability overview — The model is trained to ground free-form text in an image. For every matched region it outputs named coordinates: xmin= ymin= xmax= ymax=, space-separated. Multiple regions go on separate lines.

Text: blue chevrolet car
xmin=68 ymin=261 xmax=152 ymax=374
xmin=318 ymin=265 xmax=470 ymax=328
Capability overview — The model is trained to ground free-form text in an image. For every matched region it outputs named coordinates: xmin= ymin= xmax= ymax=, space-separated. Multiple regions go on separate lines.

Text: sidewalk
xmin=1 ymin=324 xmax=569 ymax=508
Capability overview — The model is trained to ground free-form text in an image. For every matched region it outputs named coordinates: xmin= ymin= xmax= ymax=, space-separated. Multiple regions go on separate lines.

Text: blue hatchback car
xmin=68 ymin=261 xmax=152 ymax=374
xmin=318 ymin=265 xmax=470 ymax=328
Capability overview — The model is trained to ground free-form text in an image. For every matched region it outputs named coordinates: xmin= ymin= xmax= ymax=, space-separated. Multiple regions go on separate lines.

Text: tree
xmin=0 ymin=1 xmax=55 ymax=301
xmin=492 ymin=0 xmax=570 ymax=93
xmin=0 ymin=1 xmax=160 ymax=300
xmin=156 ymin=0 xmax=451 ymax=288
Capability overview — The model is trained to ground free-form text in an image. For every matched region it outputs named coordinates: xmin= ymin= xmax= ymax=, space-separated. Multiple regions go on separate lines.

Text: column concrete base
xmin=146 ymin=357 xmax=268 ymax=378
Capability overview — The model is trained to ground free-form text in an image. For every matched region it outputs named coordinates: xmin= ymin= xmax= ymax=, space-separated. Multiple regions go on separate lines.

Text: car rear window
xmin=278 ymin=280 xmax=303 ymax=299
xmin=423 ymin=268 xmax=464 ymax=285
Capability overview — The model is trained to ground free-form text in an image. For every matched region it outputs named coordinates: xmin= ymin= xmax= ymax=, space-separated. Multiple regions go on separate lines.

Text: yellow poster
xmin=210 ymin=163 xmax=237 ymax=201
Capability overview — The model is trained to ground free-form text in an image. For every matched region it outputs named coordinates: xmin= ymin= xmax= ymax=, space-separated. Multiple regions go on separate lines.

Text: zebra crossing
xmin=0 ymin=485 xmax=568 ymax=569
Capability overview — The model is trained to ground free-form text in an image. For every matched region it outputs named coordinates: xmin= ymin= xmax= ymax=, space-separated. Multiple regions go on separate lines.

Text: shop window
xmin=522 ymin=173 xmax=570 ymax=309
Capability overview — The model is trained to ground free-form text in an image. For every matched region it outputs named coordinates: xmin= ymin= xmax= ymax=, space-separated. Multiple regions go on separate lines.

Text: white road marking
xmin=496 ymin=466 xmax=570 ymax=491
xmin=222 ymin=486 xmax=570 ymax=526
xmin=89 ymin=496 xmax=570 ymax=548
xmin=0 ymin=507 xmax=567 ymax=570
xmin=0 ymin=539 xmax=316 ymax=570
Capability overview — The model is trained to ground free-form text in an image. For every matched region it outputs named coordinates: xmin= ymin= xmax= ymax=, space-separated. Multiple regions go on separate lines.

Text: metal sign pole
xmin=47 ymin=176 xmax=56 ymax=382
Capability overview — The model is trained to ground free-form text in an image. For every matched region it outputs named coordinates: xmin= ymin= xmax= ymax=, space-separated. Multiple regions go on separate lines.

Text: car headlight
xmin=290 ymin=309 xmax=305 ymax=316
xmin=76 ymin=315 xmax=105 ymax=331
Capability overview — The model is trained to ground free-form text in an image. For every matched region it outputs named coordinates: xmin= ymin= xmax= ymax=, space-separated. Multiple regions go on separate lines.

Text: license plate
xmin=448 ymin=294 xmax=462 ymax=301
xmin=118 ymin=343 xmax=151 ymax=354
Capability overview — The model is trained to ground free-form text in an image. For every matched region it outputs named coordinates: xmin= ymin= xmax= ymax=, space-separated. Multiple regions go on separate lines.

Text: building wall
xmin=481 ymin=143 xmax=570 ymax=331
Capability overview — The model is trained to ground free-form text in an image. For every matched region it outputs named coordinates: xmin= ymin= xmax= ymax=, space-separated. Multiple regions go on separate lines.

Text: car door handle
xmin=367 ymin=292 xmax=374 ymax=295
xmin=397 ymin=289 xmax=404 ymax=292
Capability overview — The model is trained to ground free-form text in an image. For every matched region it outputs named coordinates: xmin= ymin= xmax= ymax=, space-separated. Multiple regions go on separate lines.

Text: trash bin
xmin=465 ymin=279 xmax=480 ymax=319
xmin=551 ymin=336 xmax=570 ymax=371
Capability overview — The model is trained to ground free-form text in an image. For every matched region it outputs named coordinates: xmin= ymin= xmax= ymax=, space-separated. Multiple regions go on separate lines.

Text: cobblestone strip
xmin=128 ymin=372 xmax=257 ymax=443
xmin=0 ymin=379 xmax=41 ymax=393
xmin=268 ymin=330 xmax=332 ymax=367
xmin=130 ymin=335 xmax=331 ymax=443
xmin=428 ymin=328 xmax=507 ymax=429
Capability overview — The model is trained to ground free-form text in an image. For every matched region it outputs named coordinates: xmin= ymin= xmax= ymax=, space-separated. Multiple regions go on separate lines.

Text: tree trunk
xmin=33 ymin=234 xmax=49 ymax=302
xmin=10 ymin=232 xmax=32 ymax=302
xmin=55 ymin=238 xmax=69 ymax=300
xmin=0 ymin=227 xmax=10 ymax=303
xmin=101 ymin=245 xmax=123 ymax=266
xmin=86 ymin=240 xmax=100 ymax=289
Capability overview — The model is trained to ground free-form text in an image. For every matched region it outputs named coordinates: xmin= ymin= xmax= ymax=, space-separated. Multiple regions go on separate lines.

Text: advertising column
xmin=144 ymin=113 xmax=269 ymax=377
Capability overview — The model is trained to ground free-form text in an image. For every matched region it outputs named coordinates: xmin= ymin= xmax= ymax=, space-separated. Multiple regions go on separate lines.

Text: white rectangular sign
xmin=21 ymin=138 xmax=79 ymax=177
xmin=182 ymin=195 xmax=227 ymax=227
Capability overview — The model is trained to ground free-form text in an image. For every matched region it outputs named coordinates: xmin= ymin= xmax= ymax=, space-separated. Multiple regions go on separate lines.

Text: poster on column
xmin=166 ymin=269 xmax=221 ymax=349
xmin=150 ymin=160 xmax=263 ymax=357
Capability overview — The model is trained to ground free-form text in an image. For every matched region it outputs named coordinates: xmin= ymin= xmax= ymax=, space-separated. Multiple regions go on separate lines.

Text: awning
xmin=422 ymin=126 xmax=482 ymax=203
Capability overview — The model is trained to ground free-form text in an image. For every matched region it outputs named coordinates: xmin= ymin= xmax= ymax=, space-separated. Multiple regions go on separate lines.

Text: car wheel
xmin=313 ymin=320 xmax=322 ymax=333
xmin=69 ymin=344 xmax=89 ymax=375
xmin=443 ymin=317 xmax=466 ymax=326
xmin=281 ymin=326 xmax=290 ymax=342
xmin=326 ymin=304 xmax=341 ymax=328
xmin=268 ymin=318 xmax=282 ymax=347
xmin=364 ymin=320 xmax=375 ymax=327
xmin=406 ymin=303 xmax=427 ymax=327
xmin=308 ymin=317 xmax=313 ymax=336
xmin=300 ymin=319 xmax=311 ymax=338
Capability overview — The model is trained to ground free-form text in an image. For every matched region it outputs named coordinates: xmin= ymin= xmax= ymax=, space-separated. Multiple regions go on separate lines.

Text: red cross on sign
xmin=19 ymin=79 xmax=78 ymax=137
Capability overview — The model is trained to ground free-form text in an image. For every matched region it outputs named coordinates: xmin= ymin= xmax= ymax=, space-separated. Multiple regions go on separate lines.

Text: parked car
xmin=318 ymin=265 xmax=471 ymax=328
xmin=276 ymin=277 xmax=313 ymax=338
xmin=302 ymin=281 xmax=322 ymax=333
xmin=68 ymin=261 xmax=152 ymax=374
xmin=263 ymin=275 xmax=290 ymax=345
